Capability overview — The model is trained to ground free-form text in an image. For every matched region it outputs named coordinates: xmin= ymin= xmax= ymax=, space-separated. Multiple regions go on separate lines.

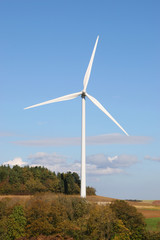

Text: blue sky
xmin=0 ymin=0 xmax=160 ymax=199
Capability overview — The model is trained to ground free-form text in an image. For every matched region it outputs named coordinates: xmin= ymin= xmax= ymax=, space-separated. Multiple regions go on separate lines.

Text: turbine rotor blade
xmin=83 ymin=36 xmax=99 ymax=92
xmin=24 ymin=91 xmax=82 ymax=110
xmin=86 ymin=93 xmax=129 ymax=136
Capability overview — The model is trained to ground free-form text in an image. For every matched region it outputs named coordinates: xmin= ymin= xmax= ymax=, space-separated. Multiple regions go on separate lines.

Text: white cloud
xmin=14 ymin=137 xmax=80 ymax=146
xmin=2 ymin=152 xmax=138 ymax=176
xmin=87 ymin=134 xmax=152 ymax=145
xmin=2 ymin=150 xmax=139 ymax=177
xmin=28 ymin=152 xmax=80 ymax=173
xmin=27 ymin=152 xmax=138 ymax=176
xmin=108 ymin=156 xmax=118 ymax=162
xmin=28 ymin=152 xmax=66 ymax=165
xmin=3 ymin=157 xmax=27 ymax=166
xmin=110 ymin=154 xmax=138 ymax=167
xmin=145 ymin=155 xmax=160 ymax=162
xmin=87 ymin=153 xmax=138 ymax=169
xmin=13 ymin=133 xmax=152 ymax=146
xmin=86 ymin=163 xmax=122 ymax=175
xmin=87 ymin=154 xmax=108 ymax=167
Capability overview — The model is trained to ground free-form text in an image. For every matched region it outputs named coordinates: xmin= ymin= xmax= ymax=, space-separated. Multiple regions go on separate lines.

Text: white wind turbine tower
xmin=25 ymin=36 xmax=129 ymax=198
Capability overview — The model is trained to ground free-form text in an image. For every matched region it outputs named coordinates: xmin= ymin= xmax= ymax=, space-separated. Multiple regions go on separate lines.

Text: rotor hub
xmin=81 ymin=92 xmax=86 ymax=98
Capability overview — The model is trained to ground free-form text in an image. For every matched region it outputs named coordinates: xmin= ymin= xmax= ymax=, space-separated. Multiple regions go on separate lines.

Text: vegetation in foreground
xmin=1 ymin=165 xmax=160 ymax=239
xmin=0 ymin=165 xmax=95 ymax=195
xmin=0 ymin=194 xmax=160 ymax=240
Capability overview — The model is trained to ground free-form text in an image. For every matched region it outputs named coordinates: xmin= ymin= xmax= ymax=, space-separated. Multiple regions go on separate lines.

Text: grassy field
xmin=145 ymin=217 xmax=160 ymax=232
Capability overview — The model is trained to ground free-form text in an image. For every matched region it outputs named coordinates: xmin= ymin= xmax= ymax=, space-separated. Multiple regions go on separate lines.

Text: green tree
xmin=25 ymin=178 xmax=46 ymax=193
xmin=0 ymin=165 xmax=10 ymax=182
xmin=25 ymin=198 xmax=54 ymax=237
xmin=72 ymin=198 xmax=89 ymax=220
xmin=86 ymin=205 xmax=117 ymax=240
xmin=110 ymin=200 xmax=146 ymax=240
xmin=113 ymin=219 xmax=131 ymax=240
xmin=0 ymin=165 xmax=95 ymax=195
xmin=86 ymin=186 xmax=96 ymax=195
xmin=64 ymin=172 xmax=80 ymax=195
xmin=6 ymin=205 xmax=26 ymax=240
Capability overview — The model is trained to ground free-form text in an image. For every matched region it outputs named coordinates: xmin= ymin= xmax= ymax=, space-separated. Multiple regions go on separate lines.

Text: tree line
xmin=0 ymin=194 xmax=159 ymax=240
xmin=0 ymin=165 xmax=95 ymax=195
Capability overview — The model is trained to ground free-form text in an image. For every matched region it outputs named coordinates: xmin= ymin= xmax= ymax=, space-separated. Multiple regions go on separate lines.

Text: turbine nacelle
xmin=81 ymin=91 xmax=86 ymax=98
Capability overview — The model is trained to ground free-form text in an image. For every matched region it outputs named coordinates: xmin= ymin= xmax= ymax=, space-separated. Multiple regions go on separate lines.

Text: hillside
xmin=0 ymin=165 xmax=95 ymax=195
xmin=0 ymin=193 xmax=157 ymax=240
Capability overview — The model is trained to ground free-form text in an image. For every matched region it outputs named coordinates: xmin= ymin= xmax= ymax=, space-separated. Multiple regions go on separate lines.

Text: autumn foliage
xmin=0 ymin=194 xmax=159 ymax=240
xmin=0 ymin=166 xmax=159 ymax=239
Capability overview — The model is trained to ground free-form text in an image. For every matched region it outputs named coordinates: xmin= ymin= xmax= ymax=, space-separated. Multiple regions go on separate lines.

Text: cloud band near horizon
xmin=2 ymin=152 xmax=138 ymax=176
xmin=13 ymin=133 xmax=152 ymax=146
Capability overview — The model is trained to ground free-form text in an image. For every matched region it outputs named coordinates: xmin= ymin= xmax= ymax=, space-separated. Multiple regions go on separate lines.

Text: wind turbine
xmin=24 ymin=36 xmax=129 ymax=198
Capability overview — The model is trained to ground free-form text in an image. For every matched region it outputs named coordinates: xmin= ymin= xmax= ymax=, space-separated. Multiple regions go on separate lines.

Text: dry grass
xmin=86 ymin=195 xmax=115 ymax=203
xmin=0 ymin=195 xmax=31 ymax=200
